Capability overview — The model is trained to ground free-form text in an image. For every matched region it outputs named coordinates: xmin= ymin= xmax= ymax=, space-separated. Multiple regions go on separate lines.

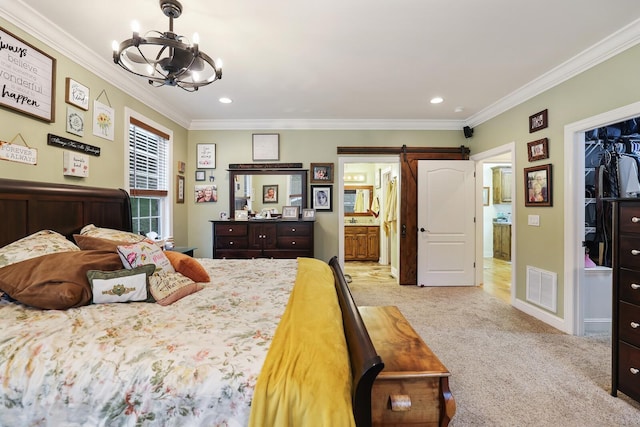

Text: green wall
xmin=0 ymin=17 xmax=190 ymax=246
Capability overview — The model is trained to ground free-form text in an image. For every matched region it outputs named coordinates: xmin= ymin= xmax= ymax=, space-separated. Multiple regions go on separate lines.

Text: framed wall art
xmin=65 ymin=78 xmax=89 ymax=110
xmin=252 ymin=133 xmax=279 ymax=161
xmin=527 ymin=138 xmax=549 ymax=162
xmin=529 ymin=109 xmax=548 ymax=133
xmin=176 ymin=175 xmax=185 ymax=204
xmin=310 ymin=163 xmax=334 ymax=183
xmin=195 ymin=170 xmax=206 ymax=181
xmin=311 ymin=185 xmax=333 ymax=211
xmin=66 ymin=106 xmax=84 ymax=137
xmin=263 ymin=185 xmax=278 ymax=203
xmin=524 ymin=164 xmax=552 ymax=207
xmin=196 ymin=143 xmax=216 ymax=168
xmin=0 ymin=26 xmax=56 ymax=122
xmin=92 ymin=100 xmax=114 ymax=141
xmin=483 ymin=187 xmax=490 ymax=206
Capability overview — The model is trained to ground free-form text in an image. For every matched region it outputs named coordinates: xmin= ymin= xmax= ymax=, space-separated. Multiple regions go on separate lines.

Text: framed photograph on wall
xmin=311 ymin=185 xmax=333 ymax=211
xmin=196 ymin=143 xmax=216 ymax=168
xmin=252 ymin=133 xmax=279 ymax=161
xmin=310 ymin=163 xmax=334 ymax=183
xmin=524 ymin=164 xmax=552 ymax=207
xmin=263 ymin=185 xmax=278 ymax=203
xmin=483 ymin=187 xmax=490 ymax=206
xmin=195 ymin=170 xmax=206 ymax=181
xmin=527 ymin=138 xmax=549 ymax=162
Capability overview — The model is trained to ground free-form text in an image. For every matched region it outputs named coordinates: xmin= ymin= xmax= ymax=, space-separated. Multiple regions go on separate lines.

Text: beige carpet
xmin=345 ymin=265 xmax=640 ymax=426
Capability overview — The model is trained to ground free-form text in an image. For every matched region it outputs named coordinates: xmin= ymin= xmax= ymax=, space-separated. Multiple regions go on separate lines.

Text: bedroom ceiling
xmin=5 ymin=0 xmax=640 ymax=129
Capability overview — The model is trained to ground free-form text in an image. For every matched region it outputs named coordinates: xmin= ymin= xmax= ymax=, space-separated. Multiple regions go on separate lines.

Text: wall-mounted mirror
xmin=228 ymin=169 xmax=308 ymax=218
xmin=344 ymin=185 xmax=374 ymax=216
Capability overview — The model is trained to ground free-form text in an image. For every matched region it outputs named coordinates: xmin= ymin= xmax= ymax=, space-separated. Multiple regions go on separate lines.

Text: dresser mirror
xmin=344 ymin=185 xmax=374 ymax=216
xmin=228 ymin=169 xmax=308 ymax=218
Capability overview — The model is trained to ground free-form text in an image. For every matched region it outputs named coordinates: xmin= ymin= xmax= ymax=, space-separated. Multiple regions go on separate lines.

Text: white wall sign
xmin=63 ymin=151 xmax=89 ymax=177
xmin=0 ymin=26 xmax=55 ymax=122
xmin=0 ymin=141 xmax=37 ymax=165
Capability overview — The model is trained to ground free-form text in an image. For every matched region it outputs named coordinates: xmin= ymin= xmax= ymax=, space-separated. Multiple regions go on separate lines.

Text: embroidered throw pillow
xmin=117 ymin=241 xmax=175 ymax=274
xmin=87 ymin=264 xmax=156 ymax=304
xmin=149 ymin=270 xmax=203 ymax=306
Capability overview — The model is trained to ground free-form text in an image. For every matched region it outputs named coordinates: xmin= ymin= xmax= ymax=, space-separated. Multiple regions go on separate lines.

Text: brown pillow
xmin=0 ymin=250 xmax=123 ymax=310
xmin=74 ymin=234 xmax=123 ymax=252
xmin=163 ymin=251 xmax=210 ymax=282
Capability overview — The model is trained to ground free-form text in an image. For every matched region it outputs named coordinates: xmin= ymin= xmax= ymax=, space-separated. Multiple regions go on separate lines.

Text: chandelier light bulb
xmin=192 ymin=32 xmax=199 ymax=45
xmin=131 ymin=20 xmax=140 ymax=33
xmin=111 ymin=40 xmax=119 ymax=52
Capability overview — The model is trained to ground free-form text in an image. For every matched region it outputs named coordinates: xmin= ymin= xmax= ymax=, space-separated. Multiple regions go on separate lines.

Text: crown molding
xmin=0 ymin=1 xmax=192 ymax=129
xmin=189 ymin=118 xmax=465 ymax=131
xmin=465 ymin=18 xmax=640 ymax=128
xmin=4 ymin=2 xmax=639 ymax=132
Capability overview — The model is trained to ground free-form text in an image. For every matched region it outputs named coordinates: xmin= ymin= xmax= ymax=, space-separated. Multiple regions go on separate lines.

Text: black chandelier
xmin=112 ymin=0 xmax=222 ymax=92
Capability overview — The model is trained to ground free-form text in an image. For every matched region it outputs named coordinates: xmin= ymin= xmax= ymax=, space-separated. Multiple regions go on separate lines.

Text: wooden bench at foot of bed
xmin=359 ymin=306 xmax=456 ymax=427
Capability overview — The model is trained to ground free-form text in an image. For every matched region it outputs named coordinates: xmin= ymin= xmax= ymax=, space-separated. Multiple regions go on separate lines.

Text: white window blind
xmin=129 ymin=117 xmax=169 ymax=196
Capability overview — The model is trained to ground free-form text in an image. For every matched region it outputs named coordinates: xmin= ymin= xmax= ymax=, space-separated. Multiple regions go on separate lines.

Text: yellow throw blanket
xmin=249 ymin=258 xmax=356 ymax=427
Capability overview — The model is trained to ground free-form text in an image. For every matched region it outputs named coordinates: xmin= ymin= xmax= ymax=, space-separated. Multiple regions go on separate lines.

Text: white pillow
xmin=0 ymin=230 xmax=79 ymax=269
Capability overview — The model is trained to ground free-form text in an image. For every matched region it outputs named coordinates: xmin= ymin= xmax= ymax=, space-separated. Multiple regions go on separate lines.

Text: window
xmin=127 ymin=114 xmax=171 ymax=237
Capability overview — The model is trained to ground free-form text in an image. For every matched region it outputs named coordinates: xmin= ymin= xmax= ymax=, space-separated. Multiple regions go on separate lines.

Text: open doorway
xmin=338 ymin=156 xmax=400 ymax=282
xmin=471 ymin=143 xmax=516 ymax=304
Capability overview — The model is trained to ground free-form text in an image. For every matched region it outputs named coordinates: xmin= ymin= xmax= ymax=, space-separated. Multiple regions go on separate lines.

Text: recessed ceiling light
xmin=219 ymin=97 xmax=232 ymax=104
xmin=430 ymin=97 xmax=444 ymax=104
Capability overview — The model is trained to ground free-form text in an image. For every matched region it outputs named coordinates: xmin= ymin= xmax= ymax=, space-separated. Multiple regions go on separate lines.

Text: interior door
xmin=417 ymin=160 xmax=475 ymax=286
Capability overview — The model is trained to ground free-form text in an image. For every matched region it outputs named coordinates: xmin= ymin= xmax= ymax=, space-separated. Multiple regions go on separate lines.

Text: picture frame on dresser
xmin=302 ymin=208 xmax=316 ymax=221
xmin=234 ymin=210 xmax=248 ymax=221
xmin=282 ymin=206 xmax=299 ymax=220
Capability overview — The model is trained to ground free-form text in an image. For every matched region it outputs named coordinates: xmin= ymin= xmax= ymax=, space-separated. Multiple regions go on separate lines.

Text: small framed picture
xmin=311 ymin=185 xmax=333 ymax=211
xmin=195 ymin=170 xmax=206 ymax=181
xmin=196 ymin=144 xmax=216 ymax=168
xmin=529 ymin=109 xmax=548 ymax=133
xmin=302 ymin=208 xmax=316 ymax=221
xmin=483 ymin=187 xmax=490 ymax=206
xmin=252 ymin=133 xmax=279 ymax=161
xmin=263 ymin=185 xmax=278 ymax=203
xmin=282 ymin=206 xmax=300 ymax=220
xmin=176 ymin=175 xmax=185 ymax=204
xmin=310 ymin=163 xmax=334 ymax=183
xmin=66 ymin=106 xmax=84 ymax=136
xmin=235 ymin=210 xmax=249 ymax=221
xmin=65 ymin=77 xmax=89 ymax=110
xmin=177 ymin=161 xmax=186 ymax=174
xmin=527 ymin=138 xmax=549 ymax=162
xmin=524 ymin=164 xmax=552 ymax=207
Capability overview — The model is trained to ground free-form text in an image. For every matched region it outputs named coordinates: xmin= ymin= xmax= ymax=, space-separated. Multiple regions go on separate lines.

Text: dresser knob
xmin=292 ymin=228 xmax=296 ymax=232
xmin=292 ymin=241 xmax=296 ymax=245
xmin=631 ymin=367 xmax=639 ymax=375
xmin=633 ymin=217 xmax=640 ymax=223
xmin=631 ymin=322 xmax=640 ymax=329
xmin=632 ymin=249 xmax=640 ymax=256
xmin=632 ymin=283 xmax=640 ymax=290
xmin=228 ymin=228 xmax=233 ymax=232
xmin=230 ymin=241 xmax=234 ymax=245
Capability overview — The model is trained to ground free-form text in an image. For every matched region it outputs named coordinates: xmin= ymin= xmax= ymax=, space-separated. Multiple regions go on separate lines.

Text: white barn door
xmin=417 ymin=160 xmax=475 ymax=286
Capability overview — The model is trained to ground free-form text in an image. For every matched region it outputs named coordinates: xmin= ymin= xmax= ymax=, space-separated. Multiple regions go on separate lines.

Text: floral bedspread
xmin=0 ymin=258 xmax=298 ymax=427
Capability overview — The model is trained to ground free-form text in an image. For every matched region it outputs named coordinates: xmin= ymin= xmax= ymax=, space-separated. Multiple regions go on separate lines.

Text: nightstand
xmin=168 ymin=246 xmax=196 ymax=257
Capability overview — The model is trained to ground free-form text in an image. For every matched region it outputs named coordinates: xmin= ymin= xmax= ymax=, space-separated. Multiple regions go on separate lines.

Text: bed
xmin=0 ymin=178 xmax=384 ymax=427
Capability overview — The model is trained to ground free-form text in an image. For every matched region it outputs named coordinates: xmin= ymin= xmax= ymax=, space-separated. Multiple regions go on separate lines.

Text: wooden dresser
xmin=210 ymin=220 xmax=313 ymax=259
xmin=359 ymin=306 xmax=455 ymax=426
xmin=611 ymin=199 xmax=640 ymax=403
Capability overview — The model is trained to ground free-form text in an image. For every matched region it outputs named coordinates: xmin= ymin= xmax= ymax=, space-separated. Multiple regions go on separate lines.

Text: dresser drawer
xmin=371 ymin=376 xmax=444 ymax=426
xmin=215 ymin=223 xmax=248 ymax=236
xmin=617 ymin=341 xmax=640 ymax=401
xmin=619 ymin=301 xmax=640 ymax=346
xmin=618 ymin=236 xmax=640 ymax=269
xmin=277 ymin=222 xmax=312 ymax=236
xmin=619 ymin=204 xmax=640 ymax=234
xmin=619 ymin=269 xmax=640 ymax=306
xmin=215 ymin=236 xmax=248 ymax=249
xmin=277 ymin=236 xmax=312 ymax=249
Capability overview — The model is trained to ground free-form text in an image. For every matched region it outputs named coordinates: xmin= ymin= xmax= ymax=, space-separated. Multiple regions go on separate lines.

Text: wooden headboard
xmin=0 ymin=178 xmax=132 ymax=247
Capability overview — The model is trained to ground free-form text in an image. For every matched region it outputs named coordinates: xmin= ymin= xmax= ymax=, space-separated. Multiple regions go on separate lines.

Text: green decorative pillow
xmin=0 ymin=230 xmax=79 ymax=269
xmin=87 ymin=264 xmax=156 ymax=304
